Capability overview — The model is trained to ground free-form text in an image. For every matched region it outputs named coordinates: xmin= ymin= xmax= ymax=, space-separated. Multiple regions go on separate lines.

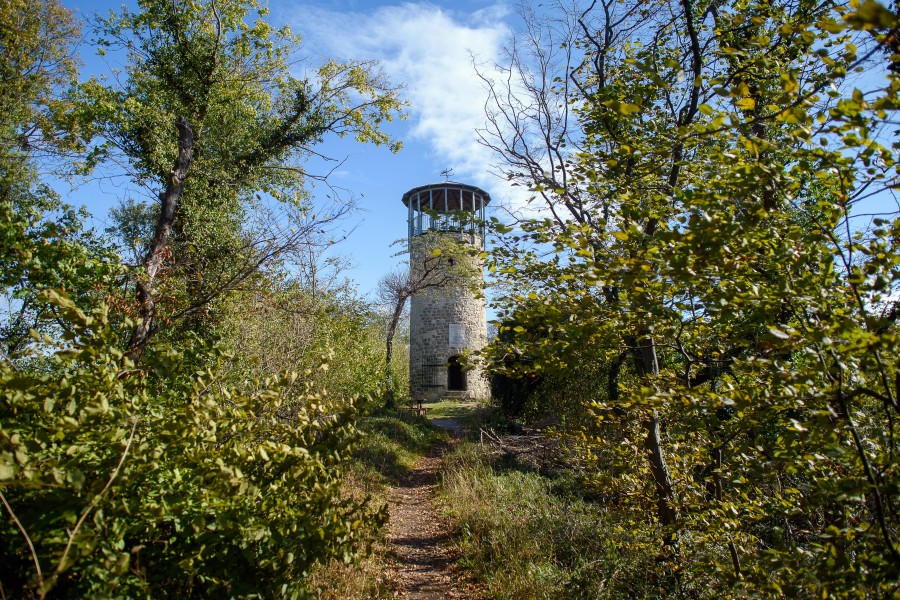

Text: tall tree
xmin=71 ymin=0 xmax=403 ymax=363
xmin=0 ymin=0 xmax=121 ymax=363
xmin=0 ymin=0 xmax=80 ymax=156
xmin=482 ymin=0 xmax=900 ymax=594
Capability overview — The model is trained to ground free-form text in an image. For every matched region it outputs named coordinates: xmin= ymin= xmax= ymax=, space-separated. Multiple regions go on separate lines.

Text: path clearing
xmin=385 ymin=419 xmax=480 ymax=599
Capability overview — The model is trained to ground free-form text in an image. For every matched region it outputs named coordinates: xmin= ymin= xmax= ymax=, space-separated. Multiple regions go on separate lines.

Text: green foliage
xmin=105 ymin=197 xmax=157 ymax=266
xmin=441 ymin=441 xmax=671 ymax=599
xmin=69 ymin=0 xmax=405 ymax=343
xmin=0 ymin=290 xmax=381 ymax=598
xmin=0 ymin=174 xmax=122 ymax=361
xmin=0 ymin=0 xmax=81 ymax=154
xmin=490 ymin=317 xmax=612 ymax=426
xmin=0 ymin=0 xmax=411 ymax=597
xmin=219 ymin=281 xmax=389 ymax=405
xmin=483 ymin=0 xmax=900 ymax=595
xmin=0 ymin=0 xmax=121 ymax=361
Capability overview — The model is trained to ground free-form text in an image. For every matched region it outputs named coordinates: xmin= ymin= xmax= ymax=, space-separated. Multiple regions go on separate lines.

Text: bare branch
xmin=0 ymin=489 xmax=43 ymax=594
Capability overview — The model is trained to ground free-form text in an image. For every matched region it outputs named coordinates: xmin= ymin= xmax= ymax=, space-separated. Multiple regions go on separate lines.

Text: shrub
xmin=0 ymin=290 xmax=381 ymax=598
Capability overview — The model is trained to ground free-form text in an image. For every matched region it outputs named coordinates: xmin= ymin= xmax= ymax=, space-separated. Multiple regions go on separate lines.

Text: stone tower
xmin=402 ymin=181 xmax=491 ymax=402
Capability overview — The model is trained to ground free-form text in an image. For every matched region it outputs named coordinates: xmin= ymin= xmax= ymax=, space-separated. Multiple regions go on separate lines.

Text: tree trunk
xmin=629 ymin=333 xmax=678 ymax=528
xmin=126 ymin=116 xmax=195 ymax=364
xmin=383 ymin=295 xmax=406 ymax=408
xmin=644 ymin=412 xmax=677 ymax=527
xmin=607 ymin=351 xmax=627 ymax=403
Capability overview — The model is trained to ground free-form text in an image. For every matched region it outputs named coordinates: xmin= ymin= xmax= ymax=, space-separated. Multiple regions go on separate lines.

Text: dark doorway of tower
xmin=447 ymin=355 xmax=467 ymax=391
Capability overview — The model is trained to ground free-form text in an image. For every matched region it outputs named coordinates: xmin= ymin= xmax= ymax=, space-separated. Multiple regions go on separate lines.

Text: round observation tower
xmin=402 ymin=181 xmax=491 ymax=402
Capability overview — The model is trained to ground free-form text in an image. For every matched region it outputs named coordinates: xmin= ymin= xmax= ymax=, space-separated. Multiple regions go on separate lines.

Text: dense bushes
xmin=220 ymin=285 xmax=393 ymax=404
xmin=0 ymin=0 xmax=406 ymax=595
xmin=0 ymin=291 xmax=381 ymax=598
xmin=480 ymin=0 xmax=900 ymax=595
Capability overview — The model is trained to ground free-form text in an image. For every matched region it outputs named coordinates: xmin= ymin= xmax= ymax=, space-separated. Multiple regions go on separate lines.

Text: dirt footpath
xmin=384 ymin=425 xmax=481 ymax=599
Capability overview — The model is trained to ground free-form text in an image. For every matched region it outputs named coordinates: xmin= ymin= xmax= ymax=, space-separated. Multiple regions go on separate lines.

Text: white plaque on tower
xmin=449 ymin=323 xmax=466 ymax=348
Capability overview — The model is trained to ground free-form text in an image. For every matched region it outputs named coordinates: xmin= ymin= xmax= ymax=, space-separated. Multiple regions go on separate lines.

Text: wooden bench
xmin=403 ymin=400 xmax=429 ymax=417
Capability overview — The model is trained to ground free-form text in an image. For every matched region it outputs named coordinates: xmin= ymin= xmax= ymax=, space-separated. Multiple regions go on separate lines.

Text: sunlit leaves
xmin=0 ymin=290 xmax=380 ymax=597
xmin=483 ymin=0 xmax=900 ymax=595
xmin=75 ymin=0 xmax=406 ymax=345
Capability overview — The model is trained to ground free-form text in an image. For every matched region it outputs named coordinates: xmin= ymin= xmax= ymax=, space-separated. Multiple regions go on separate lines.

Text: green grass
xmin=422 ymin=398 xmax=497 ymax=426
xmin=352 ymin=408 xmax=449 ymax=484
xmin=439 ymin=441 xmax=669 ymax=600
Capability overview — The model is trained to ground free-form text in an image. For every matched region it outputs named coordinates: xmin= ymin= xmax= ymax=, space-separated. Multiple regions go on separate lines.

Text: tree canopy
xmin=481 ymin=0 xmax=900 ymax=594
xmin=0 ymin=0 xmax=404 ymax=596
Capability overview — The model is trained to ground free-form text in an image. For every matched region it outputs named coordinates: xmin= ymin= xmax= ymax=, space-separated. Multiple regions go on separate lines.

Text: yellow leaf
xmin=605 ymin=100 xmax=640 ymax=115
xmin=736 ymin=97 xmax=756 ymax=110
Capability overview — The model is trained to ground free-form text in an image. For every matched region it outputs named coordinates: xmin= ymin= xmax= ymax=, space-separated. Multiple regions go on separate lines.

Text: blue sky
xmin=62 ymin=0 xmax=521 ymax=302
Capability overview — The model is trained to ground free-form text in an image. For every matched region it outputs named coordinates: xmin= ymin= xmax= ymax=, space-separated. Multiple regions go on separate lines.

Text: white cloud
xmin=282 ymin=2 xmax=512 ymax=190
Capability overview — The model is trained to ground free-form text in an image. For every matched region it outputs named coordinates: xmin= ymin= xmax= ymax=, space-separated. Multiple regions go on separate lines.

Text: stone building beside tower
xmin=402 ymin=181 xmax=490 ymax=402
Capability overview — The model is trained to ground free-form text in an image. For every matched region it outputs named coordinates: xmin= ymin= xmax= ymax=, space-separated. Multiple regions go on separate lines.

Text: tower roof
xmin=401 ymin=181 xmax=492 ymax=211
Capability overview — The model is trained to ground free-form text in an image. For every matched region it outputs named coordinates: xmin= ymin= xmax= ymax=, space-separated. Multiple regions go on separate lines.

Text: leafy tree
xmin=105 ymin=197 xmax=157 ymax=267
xmin=482 ymin=0 xmax=900 ymax=595
xmin=69 ymin=0 xmax=404 ymax=362
xmin=1 ymin=186 xmax=120 ymax=363
xmin=0 ymin=0 xmax=120 ymax=364
xmin=0 ymin=0 xmax=80 ymax=157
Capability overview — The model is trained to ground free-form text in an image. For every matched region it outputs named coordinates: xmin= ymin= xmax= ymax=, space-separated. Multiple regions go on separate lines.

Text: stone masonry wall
xmin=408 ymin=234 xmax=489 ymax=402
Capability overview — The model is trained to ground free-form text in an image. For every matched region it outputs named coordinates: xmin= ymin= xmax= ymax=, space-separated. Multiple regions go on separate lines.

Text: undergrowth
xmin=352 ymin=409 xmax=449 ymax=484
xmin=440 ymin=439 xmax=675 ymax=599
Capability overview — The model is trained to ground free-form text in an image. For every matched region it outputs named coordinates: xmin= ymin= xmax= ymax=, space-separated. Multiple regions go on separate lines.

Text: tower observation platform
xmin=402 ymin=181 xmax=490 ymax=247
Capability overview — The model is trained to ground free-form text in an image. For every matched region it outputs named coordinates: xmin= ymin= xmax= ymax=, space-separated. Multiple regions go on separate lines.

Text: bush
xmin=0 ymin=291 xmax=381 ymax=598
